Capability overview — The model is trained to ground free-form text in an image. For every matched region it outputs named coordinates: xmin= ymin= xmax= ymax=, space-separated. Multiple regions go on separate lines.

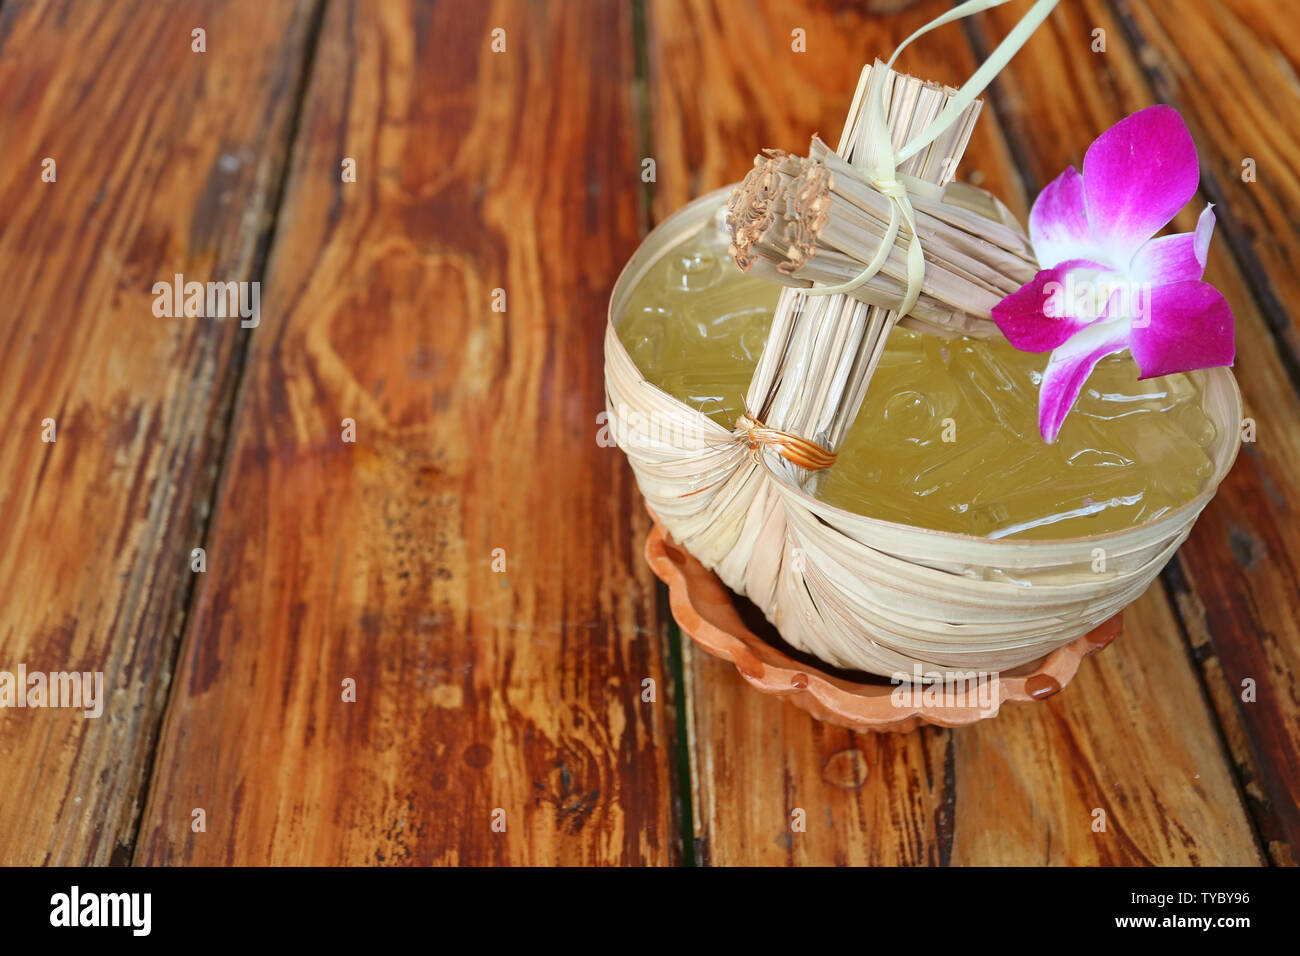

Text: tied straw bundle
xmin=727 ymin=133 xmax=1038 ymax=338
xmin=602 ymin=0 xmax=1242 ymax=676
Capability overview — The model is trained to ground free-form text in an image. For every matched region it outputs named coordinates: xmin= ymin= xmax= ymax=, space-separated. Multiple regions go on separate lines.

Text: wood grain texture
xmin=1111 ymin=0 xmax=1300 ymax=866
xmin=0 ymin=0 xmax=314 ymax=865
xmin=978 ymin=0 xmax=1300 ymax=866
xmin=134 ymin=0 xmax=679 ymax=865
xmin=648 ymin=0 xmax=1261 ymax=865
xmin=1113 ymin=0 xmax=1300 ymax=370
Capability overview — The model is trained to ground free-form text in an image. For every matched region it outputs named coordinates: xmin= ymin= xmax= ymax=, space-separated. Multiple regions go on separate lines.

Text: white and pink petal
xmin=1083 ymin=105 xmax=1200 ymax=265
xmin=1037 ymin=319 xmax=1131 ymax=443
xmin=1130 ymin=232 xmax=1202 ymax=285
xmin=1193 ymin=203 xmax=1216 ymax=272
xmin=1132 ymin=204 xmax=1217 ymax=284
xmin=992 ymin=259 xmax=1114 ymax=353
xmin=1029 ymin=167 xmax=1101 ymax=269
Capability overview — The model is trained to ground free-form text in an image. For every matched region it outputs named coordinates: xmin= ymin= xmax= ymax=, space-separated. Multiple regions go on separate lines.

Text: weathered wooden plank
xmin=0 ymin=0 xmax=315 ymax=865
xmin=1109 ymin=0 xmax=1300 ymax=866
xmin=979 ymin=0 xmax=1298 ymax=865
xmin=648 ymin=0 xmax=1261 ymax=865
xmin=645 ymin=0 xmax=1027 ymax=222
xmin=1113 ymin=0 xmax=1300 ymax=373
xmin=135 ymin=0 xmax=677 ymax=865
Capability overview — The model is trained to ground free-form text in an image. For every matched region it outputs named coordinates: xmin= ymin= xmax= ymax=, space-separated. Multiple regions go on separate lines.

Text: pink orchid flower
xmin=991 ymin=105 xmax=1235 ymax=442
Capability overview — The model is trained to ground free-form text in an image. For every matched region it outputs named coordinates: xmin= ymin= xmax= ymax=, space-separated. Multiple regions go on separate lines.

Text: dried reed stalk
xmin=729 ymin=141 xmax=1038 ymax=336
xmin=738 ymin=62 xmax=998 ymax=469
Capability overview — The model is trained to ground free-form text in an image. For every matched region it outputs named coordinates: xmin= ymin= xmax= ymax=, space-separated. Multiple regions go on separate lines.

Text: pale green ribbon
xmin=805 ymin=0 xmax=1059 ymax=318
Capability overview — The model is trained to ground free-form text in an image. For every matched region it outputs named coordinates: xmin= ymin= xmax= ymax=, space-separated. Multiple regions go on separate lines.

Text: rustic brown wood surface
xmin=0 ymin=0 xmax=1296 ymax=866
xmin=0 ymin=0 xmax=316 ymax=865
xmin=132 ymin=0 xmax=679 ymax=866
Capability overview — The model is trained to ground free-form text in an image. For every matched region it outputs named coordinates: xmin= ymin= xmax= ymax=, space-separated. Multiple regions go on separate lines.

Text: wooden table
xmin=1 ymin=0 xmax=1296 ymax=866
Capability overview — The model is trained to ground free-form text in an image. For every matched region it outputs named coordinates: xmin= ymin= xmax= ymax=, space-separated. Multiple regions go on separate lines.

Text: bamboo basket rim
xmin=609 ymin=185 xmax=1245 ymax=552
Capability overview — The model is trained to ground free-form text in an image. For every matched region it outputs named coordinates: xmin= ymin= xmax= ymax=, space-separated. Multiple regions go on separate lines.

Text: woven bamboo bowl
xmin=606 ymin=188 xmax=1244 ymax=686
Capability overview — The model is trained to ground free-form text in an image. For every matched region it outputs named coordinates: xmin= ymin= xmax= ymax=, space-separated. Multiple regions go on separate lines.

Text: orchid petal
xmin=992 ymin=259 xmax=1113 ymax=353
xmin=1193 ymin=203 xmax=1216 ymax=271
xmin=1029 ymin=167 xmax=1100 ymax=268
xmin=1083 ymin=105 xmax=1199 ymax=265
xmin=1038 ymin=320 xmax=1130 ymax=443
xmin=1128 ymin=280 xmax=1235 ymax=379
xmin=1130 ymin=237 xmax=1199 ymax=285
xmin=1133 ymin=203 xmax=1216 ymax=283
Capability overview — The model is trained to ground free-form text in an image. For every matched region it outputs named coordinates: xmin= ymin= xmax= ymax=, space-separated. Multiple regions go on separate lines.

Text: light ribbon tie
xmin=804 ymin=0 xmax=1060 ymax=320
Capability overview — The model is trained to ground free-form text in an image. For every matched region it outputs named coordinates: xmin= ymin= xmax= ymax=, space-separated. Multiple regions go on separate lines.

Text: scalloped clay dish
xmin=645 ymin=516 xmax=1122 ymax=733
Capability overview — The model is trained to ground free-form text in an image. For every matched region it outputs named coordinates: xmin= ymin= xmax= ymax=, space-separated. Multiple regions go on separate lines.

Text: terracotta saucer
xmin=645 ymin=519 xmax=1122 ymax=733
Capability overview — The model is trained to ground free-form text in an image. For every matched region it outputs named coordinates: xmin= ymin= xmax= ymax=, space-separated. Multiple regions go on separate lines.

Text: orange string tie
xmin=735 ymin=412 xmax=838 ymax=471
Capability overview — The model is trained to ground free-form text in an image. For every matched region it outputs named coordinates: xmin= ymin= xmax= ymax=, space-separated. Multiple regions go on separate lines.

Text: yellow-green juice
xmin=617 ymin=222 xmax=1217 ymax=540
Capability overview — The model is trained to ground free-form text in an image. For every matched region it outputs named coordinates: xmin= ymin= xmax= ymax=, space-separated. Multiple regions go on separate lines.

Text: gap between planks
xmin=121 ymin=0 xmax=332 ymax=866
xmin=965 ymin=0 xmax=1281 ymax=865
